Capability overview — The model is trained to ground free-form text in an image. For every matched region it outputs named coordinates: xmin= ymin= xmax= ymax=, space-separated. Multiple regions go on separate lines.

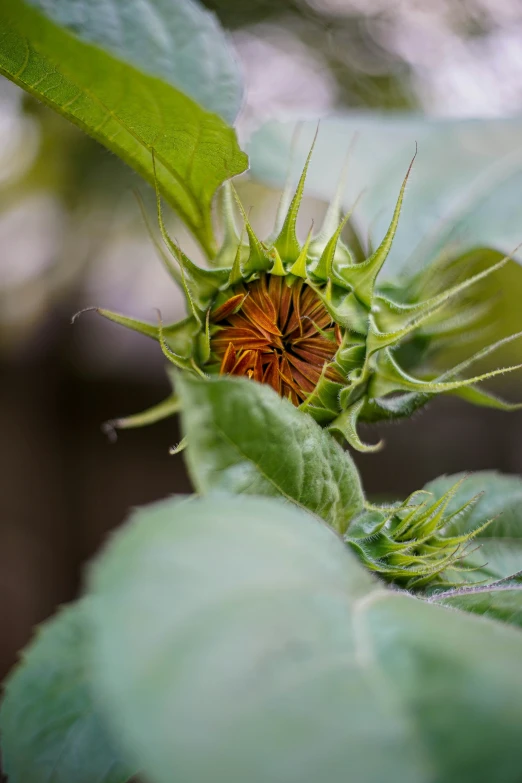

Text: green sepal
xmin=162 ymin=315 xmax=202 ymax=357
xmin=311 ymin=282 xmax=369 ymax=332
xmin=165 ymin=242 xmax=229 ymax=312
xmin=227 ymin=231 xmax=246 ymax=286
xmin=231 ymin=187 xmax=272 ymax=276
xmin=197 ymin=310 xmax=212 ymax=365
xmin=315 ymin=376 xmax=344 ymax=412
xmin=365 ymin=329 xmax=522 ymax=419
xmin=78 ymin=309 xmax=199 ymax=358
xmin=359 ymin=391 xmax=430 ymax=423
xmin=308 ymin=148 xmax=353 ymax=263
xmin=366 ymin=253 xmax=510 ymax=356
xmin=268 ymin=246 xmax=286 ymax=276
xmin=213 ymin=182 xmax=240 ymax=269
xmin=302 ymin=404 xmax=340 ymax=427
xmin=154 ymin=158 xmax=230 ymax=310
xmin=133 ymin=189 xmax=182 ymax=286
xmin=273 ymin=129 xmax=317 ymax=264
xmin=339 ymin=379 xmax=367 ymax=411
xmin=311 ymin=210 xmax=354 ymax=283
xmin=451 ymin=385 xmax=522 ymax=411
xmin=370 ymin=346 xmax=522 ymax=398
xmin=289 ymin=224 xmax=314 ymax=278
xmin=299 ymin=365 xmax=343 ymax=415
xmin=169 ymin=437 xmax=188 ymax=455
xmin=435 ymin=328 xmax=522 ymax=385
xmin=335 ymin=341 xmax=366 ymax=375
xmin=157 ymin=313 xmax=196 ymax=372
xmin=102 ymin=394 xmax=180 ymax=440
xmin=329 ymin=399 xmax=383 ymax=453
xmin=88 ymin=308 xmax=160 ymax=341
xmin=337 ymin=155 xmax=414 ymax=306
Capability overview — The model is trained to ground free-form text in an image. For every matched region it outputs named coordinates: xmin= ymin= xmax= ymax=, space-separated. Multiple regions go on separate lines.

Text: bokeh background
xmin=2 ymin=0 xmax=522 ymax=689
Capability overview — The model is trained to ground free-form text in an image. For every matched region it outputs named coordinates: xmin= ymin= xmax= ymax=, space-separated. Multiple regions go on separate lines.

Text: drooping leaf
xmin=87 ymin=494 xmax=522 ymax=783
xmin=424 ymin=471 xmax=522 ymax=584
xmin=177 ymin=373 xmax=365 ymax=534
xmin=0 ymin=601 xmax=134 ymax=783
xmin=0 ymin=0 xmax=248 ymax=256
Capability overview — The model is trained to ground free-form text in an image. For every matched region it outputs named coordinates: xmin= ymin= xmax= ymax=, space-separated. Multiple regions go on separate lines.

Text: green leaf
xmin=87 ymin=494 xmax=522 ymax=783
xmin=0 ymin=601 xmax=134 ymax=783
xmin=0 ymin=0 xmax=248 ymax=256
xmin=177 ymin=373 xmax=365 ymax=535
xmin=363 ymin=593 xmax=522 ymax=781
xmin=434 ymin=581 xmax=522 ymax=629
xmin=424 ymin=471 xmax=522 ymax=584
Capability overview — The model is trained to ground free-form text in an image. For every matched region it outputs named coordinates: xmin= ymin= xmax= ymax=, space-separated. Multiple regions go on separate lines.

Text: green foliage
xmin=177 ymin=373 xmax=365 ymax=534
xmin=0 ymin=602 xmax=134 ymax=783
xmin=85 ymin=494 xmax=522 ymax=783
xmin=434 ymin=578 xmax=522 ymax=629
xmin=0 ymin=0 xmax=247 ymax=255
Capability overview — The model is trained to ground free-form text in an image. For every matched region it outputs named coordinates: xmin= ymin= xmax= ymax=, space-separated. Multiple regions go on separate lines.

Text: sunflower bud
xmin=91 ymin=140 xmax=522 ymax=452
xmin=347 ymin=477 xmax=492 ymax=590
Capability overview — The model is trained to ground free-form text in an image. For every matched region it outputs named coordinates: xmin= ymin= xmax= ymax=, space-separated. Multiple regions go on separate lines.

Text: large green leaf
xmin=424 ymin=471 xmax=522 ymax=584
xmin=88 ymin=494 xmax=522 ymax=783
xmin=177 ymin=373 xmax=365 ymax=534
xmin=0 ymin=601 xmax=134 ymax=783
xmin=0 ymin=0 xmax=248 ymax=256
xmin=434 ymin=580 xmax=522 ymax=629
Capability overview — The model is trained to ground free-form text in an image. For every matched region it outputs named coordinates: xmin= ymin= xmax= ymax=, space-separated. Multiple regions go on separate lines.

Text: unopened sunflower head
xmin=348 ymin=477 xmax=492 ymax=590
xmin=90 ymin=139 xmax=522 ymax=452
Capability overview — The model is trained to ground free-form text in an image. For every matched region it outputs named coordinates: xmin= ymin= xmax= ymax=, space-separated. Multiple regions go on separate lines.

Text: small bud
xmin=348 ymin=477 xmax=492 ymax=590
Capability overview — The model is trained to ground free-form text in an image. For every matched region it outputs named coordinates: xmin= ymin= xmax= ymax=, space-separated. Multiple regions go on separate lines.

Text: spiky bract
xmin=93 ymin=141 xmax=522 ymax=452
xmin=348 ymin=478 xmax=491 ymax=590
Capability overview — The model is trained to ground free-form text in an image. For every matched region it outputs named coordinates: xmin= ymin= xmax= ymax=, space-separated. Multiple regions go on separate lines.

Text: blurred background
xmin=2 ymin=0 xmax=522 ymax=689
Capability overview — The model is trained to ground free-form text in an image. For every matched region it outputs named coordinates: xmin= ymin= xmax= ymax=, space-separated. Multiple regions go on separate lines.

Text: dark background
xmin=2 ymin=0 xmax=522 ymax=688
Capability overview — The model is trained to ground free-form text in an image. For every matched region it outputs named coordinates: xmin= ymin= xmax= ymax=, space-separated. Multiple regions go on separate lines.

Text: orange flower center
xmin=210 ymin=274 xmax=342 ymax=405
